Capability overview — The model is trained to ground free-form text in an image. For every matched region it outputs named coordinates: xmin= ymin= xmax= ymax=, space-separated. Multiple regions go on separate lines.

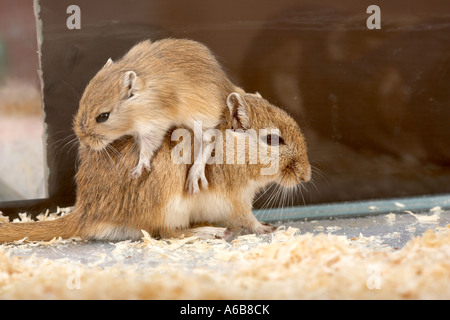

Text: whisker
xmin=254 ymin=182 xmax=275 ymax=204
xmin=256 ymin=183 xmax=280 ymax=223
xmin=106 ymin=144 xmax=122 ymax=161
xmin=61 ymin=78 xmax=82 ymax=99
xmin=277 ymin=191 xmax=284 ymax=221
xmin=269 ymin=184 xmax=284 ymax=220
xmin=261 ymin=184 xmax=280 ymax=211
xmin=51 ymin=133 xmax=79 ymax=159
xmin=311 ymin=165 xmax=328 ymax=184
xmin=65 ymin=137 xmax=80 ymax=154
xmin=102 ymin=148 xmax=118 ymax=173
xmin=234 ymin=183 xmax=283 ymax=238
xmin=298 ymin=183 xmax=306 ymax=206
xmin=309 ymin=178 xmax=321 ymax=195
xmin=289 ymin=185 xmax=295 ymax=210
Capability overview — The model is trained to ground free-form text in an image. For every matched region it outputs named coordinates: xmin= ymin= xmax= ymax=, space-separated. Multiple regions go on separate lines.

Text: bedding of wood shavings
xmin=0 ymin=207 xmax=449 ymax=299
xmin=0 ymin=206 xmax=73 ymax=224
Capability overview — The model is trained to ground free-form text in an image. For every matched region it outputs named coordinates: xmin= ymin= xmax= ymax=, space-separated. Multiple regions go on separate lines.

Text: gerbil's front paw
xmin=243 ymin=222 xmax=277 ymax=236
xmin=257 ymin=222 xmax=277 ymax=234
xmin=131 ymin=162 xmax=151 ymax=179
xmin=186 ymin=165 xmax=208 ymax=194
xmin=223 ymin=223 xmax=276 ymax=240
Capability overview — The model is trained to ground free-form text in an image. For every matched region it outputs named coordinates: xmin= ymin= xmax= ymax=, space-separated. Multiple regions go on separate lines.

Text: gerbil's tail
xmin=0 ymin=212 xmax=80 ymax=243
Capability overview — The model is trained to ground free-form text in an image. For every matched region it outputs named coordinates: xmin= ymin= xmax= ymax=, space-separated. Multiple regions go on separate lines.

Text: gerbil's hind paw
xmin=186 ymin=165 xmax=208 ymax=194
xmin=131 ymin=162 xmax=151 ymax=179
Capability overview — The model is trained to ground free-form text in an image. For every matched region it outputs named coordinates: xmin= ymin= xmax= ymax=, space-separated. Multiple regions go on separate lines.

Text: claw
xmin=186 ymin=178 xmax=200 ymax=194
xmin=131 ymin=166 xmax=143 ymax=179
xmin=131 ymin=161 xmax=151 ymax=179
xmin=186 ymin=164 xmax=208 ymax=194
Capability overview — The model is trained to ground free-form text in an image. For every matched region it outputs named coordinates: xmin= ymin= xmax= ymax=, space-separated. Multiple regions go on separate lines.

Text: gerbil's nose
xmin=302 ymin=165 xmax=312 ymax=183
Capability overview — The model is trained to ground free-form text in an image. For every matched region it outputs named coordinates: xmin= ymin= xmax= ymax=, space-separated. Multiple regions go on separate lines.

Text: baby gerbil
xmin=0 ymin=92 xmax=311 ymax=242
xmin=74 ymin=38 xmax=243 ymax=193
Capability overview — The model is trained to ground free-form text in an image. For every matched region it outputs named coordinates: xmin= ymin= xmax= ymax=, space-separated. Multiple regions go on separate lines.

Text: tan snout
xmin=302 ymin=164 xmax=312 ymax=183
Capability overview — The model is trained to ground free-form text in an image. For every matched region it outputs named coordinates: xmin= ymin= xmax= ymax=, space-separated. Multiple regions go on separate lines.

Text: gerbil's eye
xmin=96 ymin=112 xmax=110 ymax=123
xmin=264 ymin=134 xmax=285 ymax=146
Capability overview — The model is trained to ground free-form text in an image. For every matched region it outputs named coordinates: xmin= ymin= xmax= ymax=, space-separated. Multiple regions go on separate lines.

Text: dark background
xmin=2 ymin=0 xmax=450 ymax=214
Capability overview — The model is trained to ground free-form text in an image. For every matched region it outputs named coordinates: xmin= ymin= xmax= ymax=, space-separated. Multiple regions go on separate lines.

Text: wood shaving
xmin=406 ymin=210 xmax=440 ymax=224
xmin=0 ymin=224 xmax=449 ymax=299
xmin=0 ymin=212 xmax=9 ymax=224
xmin=386 ymin=213 xmax=396 ymax=225
xmin=395 ymin=202 xmax=406 ymax=208
xmin=1 ymin=207 xmax=74 ymax=225
xmin=325 ymin=226 xmax=342 ymax=232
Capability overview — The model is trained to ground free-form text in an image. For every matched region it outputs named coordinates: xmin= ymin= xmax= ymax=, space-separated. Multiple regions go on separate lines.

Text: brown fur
xmin=73 ymin=38 xmax=244 ymax=181
xmin=0 ymin=93 xmax=310 ymax=242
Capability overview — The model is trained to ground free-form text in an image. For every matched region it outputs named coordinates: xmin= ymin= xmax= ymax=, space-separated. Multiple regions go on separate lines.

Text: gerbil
xmin=0 ymin=92 xmax=311 ymax=242
xmin=74 ymin=38 xmax=243 ymax=193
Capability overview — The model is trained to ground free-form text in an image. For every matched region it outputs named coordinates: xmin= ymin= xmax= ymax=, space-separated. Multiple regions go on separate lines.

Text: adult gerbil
xmin=0 ymin=92 xmax=311 ymax=242
xmin=74 ymin=38 xmax=243 ymax=193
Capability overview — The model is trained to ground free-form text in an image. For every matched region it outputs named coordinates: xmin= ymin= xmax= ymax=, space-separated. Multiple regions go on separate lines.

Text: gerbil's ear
xmin=123 ymin=71 xmax=139 ymax=99
xmin=103 ymin=58 xmax=113 ymax=69
xmin=227 ymin=92 xmax=251 ymax=130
